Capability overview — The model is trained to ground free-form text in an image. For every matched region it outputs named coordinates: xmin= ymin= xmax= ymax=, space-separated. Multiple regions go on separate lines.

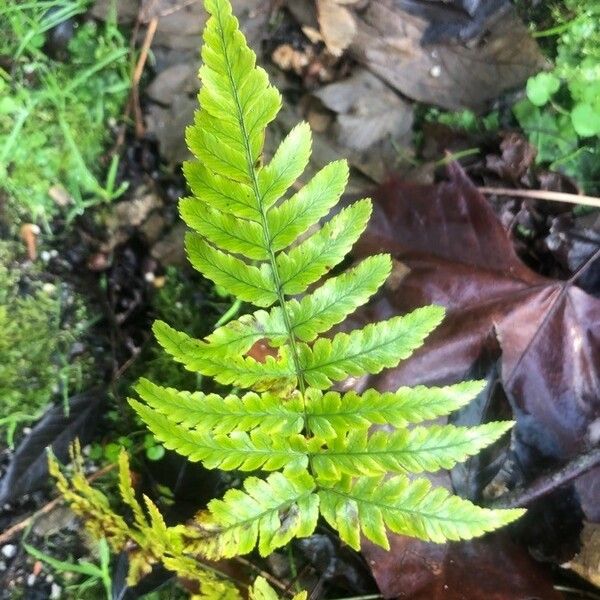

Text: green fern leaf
xmin=200 ymin=471 xmax=318 ymax=558
xmin=267 ymin=160 xmax=349 ymax=252
xmin=153 ymin=321 xmax=295 ymax=390
xmin=180 ymin=197 xmax=268 ymax=260
xmin=188 ymin=0 xmax=280 ymax=182
xmin=312 ymin=422 xmax=513 ymax=479
xmin=319 ymin=476 xmax=524 ymax=550
xmin=134 ymin=378 xmax=304 ymax=435
xmin=123 ymin=0 xmax=526 ymax=563
xmin=277 ymin=200 xmax=372 ymax=295
xmin=258 ymin=122 xmax=312 ymax=209
xmin=305 ymin=381 xmax=486 ymax=438
xmin=299 ymin=306 xmax=445 ymax=388
xmin=183 ymin=162 xmax=259 ymax=221
xmin=186 ymin=234 xmax=276 ymax=307
xmin=129 ymin=399 xmax=308 ymax=471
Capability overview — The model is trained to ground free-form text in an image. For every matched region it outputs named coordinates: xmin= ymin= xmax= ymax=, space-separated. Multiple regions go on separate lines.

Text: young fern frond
xmin=51 ymin=0 xmax=523 ymax=580
xmin=125 ymin=0 xmax=524 ymax=559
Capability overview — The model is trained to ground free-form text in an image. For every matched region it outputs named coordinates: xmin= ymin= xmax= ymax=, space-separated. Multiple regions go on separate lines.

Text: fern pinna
xmin=129 ymin=0 xmax=524 ymax=559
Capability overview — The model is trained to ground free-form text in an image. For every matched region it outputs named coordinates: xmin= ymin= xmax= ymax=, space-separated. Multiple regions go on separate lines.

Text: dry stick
xmin=131 ymin=17 xmax=159 ymax=138
xmin=491 ymin=446 xmax=600 ymax=509
xmin=478 ymin=186 xmax=600 ymax=209
xmin=112 ymin=15 xmax=159 ymax=151
xmin=233 ymin=556 xmax=291 ymax=595
xmin=0 ymin=463 xmax=116 ymax=545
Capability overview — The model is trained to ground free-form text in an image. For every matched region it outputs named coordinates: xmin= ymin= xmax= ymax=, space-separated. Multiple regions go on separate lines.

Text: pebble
xmin=0 ymin=560 xmax=6 ymax=571
xmin=50 ymin=583 xmax=62 ymax=599
xmin=1 ymin=544 xmax=17 ymax=559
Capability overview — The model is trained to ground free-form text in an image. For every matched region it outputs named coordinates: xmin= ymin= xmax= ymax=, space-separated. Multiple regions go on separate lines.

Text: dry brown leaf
xmin=564 ymin=522 xmax=600 ymax=588
xmin=316 ymin=0 xmax=357 ymax=56
xmin=348 ymin=0 xmax=546 ymax=110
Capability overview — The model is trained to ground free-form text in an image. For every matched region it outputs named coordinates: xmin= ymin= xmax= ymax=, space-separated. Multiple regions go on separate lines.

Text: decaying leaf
xmin=364 ymin=530 xmax=561 ymax=599
xmin=351 ymin=164 xmax=600 ymax=597
xmin=316 ymin=0 xmax=357 ymax=57
xmin=312 ymin=68 xmax=414 ymax=181
xmin=565 ymin=522 xmax=600 ymax=588
xmin=348 ymin=1 xmax=546 ymax=111
xmin=0 ymin=390 xmax=104 ymax=504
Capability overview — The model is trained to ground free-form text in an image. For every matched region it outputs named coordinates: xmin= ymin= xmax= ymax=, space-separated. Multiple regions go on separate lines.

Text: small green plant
xmin=514 ymin=0 xmax=600 ymax=192
xmin=24 ymin=537 xmax=113 ymax=600
xmin=0 ymin=241 xmax=93 ymax=444
xmin=0 ymin=0 xmax=130 ymax=225
xmin=54 ymin=0 xmax=523 ymax=590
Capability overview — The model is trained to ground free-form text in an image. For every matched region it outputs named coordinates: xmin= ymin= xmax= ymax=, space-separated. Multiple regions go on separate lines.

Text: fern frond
xmin=305 ymin=381 xmax=486 ymax=438
xmin=258 ymin=122 xmax=312 ymax=209
xmin=183 ymin=162 xmax=259 ymax=221
xmin=200 ymin=471 xmax=318 ymax=558
xmin=118 ymin=451 xmax=148 ymax=532
xmin=129 ymin=399 xmax=309 ymax=471
xmin=318 ymin=476 xmax=525 ymax=550
xmin=122 ymin=0 xmax=526 ymax=565
xmin=163 ymin=556 xmax=243 ymax=600
xmin=299 ymin=306 xmax=445 ymax=388
xmin=134 ymin=378 xmax=304 ymax=435
xmin=311 ymin=422 xmax=513 ymax=479
xmin=153 ymin=321 xmax=295 ymax=391
xmin=48 ymin=447 xmax=130 ymax=549
xmin=188 ymin=0 xmax=280 ymax=182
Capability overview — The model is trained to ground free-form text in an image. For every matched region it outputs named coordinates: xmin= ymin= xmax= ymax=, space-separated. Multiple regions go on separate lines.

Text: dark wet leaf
xmin=364 ymin=531 xmax=562 ymax=599
xmin=0 ymin=390 xmax=104 ymax=504
xmin=401 ymin=0 xmax=511 ymax=44
xmin=347 ymin=1 xmax=546 ymax=110
xmin=485 ymin=133 xmax=537 ymax=184
xmin=353 ymin=163 xmax=600 ymax=520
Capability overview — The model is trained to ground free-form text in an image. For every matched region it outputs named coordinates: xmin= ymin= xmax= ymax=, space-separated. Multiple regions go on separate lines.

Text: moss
xmin=0 ymin=241 xmax=93 ymax=444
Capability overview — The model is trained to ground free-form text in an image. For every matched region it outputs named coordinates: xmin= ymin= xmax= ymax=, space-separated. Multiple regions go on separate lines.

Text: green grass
xmin=0 ymin=0 xmax=131 ymax=227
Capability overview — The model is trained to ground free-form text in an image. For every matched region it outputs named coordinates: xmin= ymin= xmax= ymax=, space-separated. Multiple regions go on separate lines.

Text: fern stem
xmin=213 ymin=7 xmax=310 ymax=431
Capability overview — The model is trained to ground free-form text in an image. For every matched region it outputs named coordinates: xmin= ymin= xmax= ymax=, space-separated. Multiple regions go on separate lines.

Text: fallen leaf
xmin=565 ymin=521 xmax=600 ymax=588
xmin=353 ymin=163 xmax=600 ymax=521
xmin=485 ymin=133 xmax=537 ymax=184
xmin=365 ymin=532 xmax=562 ymax=599
xmin=347 ymin=1 xmax=546 ymax=110
xmin=316 ymin=0 xmax=357 ymax=57
xmin=0 ymin=390 xmax=104 ymax=504
xmin=313 ymin=68 xmax=414 ymax=181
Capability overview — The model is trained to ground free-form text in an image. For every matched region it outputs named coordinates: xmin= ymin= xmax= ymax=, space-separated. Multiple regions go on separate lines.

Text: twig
xmin=478 ymin=186 xmax=600 ymax=209
xmin=491 ymin=446 xmax=600 ymax=509
xmin=131 ymin=17 xmax=158 ymax=138
xmin=0 ymin=463 xmax=116 ymax=545
xmin=233 ymin=556 xmax=290 ymax=594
